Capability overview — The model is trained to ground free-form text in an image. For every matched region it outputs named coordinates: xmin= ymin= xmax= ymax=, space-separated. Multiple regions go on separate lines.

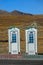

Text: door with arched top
xmin=28 ymin=31 xmax=35 ymax=55
xmin=11 ymin=31 xmax=18 ymax=54
xmin=25 ymin=28 xmax=37 ymax=55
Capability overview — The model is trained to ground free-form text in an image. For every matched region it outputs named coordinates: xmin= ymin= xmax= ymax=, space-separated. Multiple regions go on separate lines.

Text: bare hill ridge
xmin=0 ymin=10 xmax=33 ymax=16
xmin=0 ymin=10 xmax=10 ymax=15
xmin=11 ymin=10 xmax=33 ymax=15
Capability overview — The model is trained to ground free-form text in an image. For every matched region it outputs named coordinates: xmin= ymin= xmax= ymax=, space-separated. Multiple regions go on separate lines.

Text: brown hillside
xmin=0 ymin=10 xmax=11 ymax=16
xmin=0 ymin=10 xmax=43 ymax=54
xmin=11 ymin=10 xmax=33 ymax=16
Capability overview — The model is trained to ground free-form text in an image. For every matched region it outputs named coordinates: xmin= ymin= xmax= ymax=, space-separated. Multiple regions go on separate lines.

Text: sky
xmin=0 ymin=0 xmax=43 ymax=14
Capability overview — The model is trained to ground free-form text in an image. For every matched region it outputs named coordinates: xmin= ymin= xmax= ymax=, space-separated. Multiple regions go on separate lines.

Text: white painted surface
xmin=28 ymin=44 xmax=35 ymax=55
xmin=25 ymin=28 xmax=37 ymax=55
xmin=11 ymin=43 xmax=18 ymax=54
xmin=8 ymin=28 xmax=20 ymax=54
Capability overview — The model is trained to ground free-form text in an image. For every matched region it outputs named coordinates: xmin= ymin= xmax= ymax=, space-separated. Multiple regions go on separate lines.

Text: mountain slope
xmin=0 ymin=10 xmax=33 ymax=16
xmin=0 ymin=10 xmax=10 ymax=15
xmin=11 ymin=10 xmax=33 ymax=16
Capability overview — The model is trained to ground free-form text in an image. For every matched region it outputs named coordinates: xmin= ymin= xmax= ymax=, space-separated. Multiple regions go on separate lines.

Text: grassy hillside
xmin=0 ymin=14 xmax=43 ymax=54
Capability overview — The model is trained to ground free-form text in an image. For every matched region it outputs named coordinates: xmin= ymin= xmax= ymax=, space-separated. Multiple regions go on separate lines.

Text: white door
xmin=11 ymin=31 xmax=18 ymax=54
xmin=28 ymin=31 xmax=35 ymax=55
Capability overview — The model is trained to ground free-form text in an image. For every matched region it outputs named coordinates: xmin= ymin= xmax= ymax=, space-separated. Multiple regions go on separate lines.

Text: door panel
xmin=11 ymin=31 xmax=18 ymax=54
